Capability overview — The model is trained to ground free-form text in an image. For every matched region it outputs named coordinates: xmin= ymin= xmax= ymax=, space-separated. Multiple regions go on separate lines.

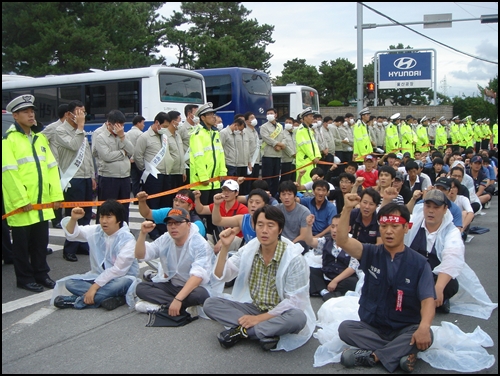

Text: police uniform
xmin=353 ymin=108 xmax=372 ymax=162
xmin=2 ymin=95 xmax=64 ymax=292
xmin=295 ymin=107 xmax=321 ymax=184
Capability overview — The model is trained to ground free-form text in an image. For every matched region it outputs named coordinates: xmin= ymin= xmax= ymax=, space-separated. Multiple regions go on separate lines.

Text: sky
xmin=156 ymin=2 xmax=498 ymax=98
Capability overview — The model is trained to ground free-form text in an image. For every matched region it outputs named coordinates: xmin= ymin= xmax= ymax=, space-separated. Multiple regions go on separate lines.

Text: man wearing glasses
xmin=134 ymin=208 xmax=218 ymax=316
xmin=56 ymin=100 xmax=96 ymax=262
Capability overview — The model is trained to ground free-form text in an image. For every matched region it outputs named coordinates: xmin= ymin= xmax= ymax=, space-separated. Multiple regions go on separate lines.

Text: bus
xmin=2 ymin=66 xmax=206 ymax=139
xmin=194 ymin=67 xmax=273 ymax=129
xmin=271 ymin=84 xmax=320 ymax=123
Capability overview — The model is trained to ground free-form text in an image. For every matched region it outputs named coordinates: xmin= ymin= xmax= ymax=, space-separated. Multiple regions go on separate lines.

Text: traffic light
xmin=366 ymin=82 xmax=375 ymax=99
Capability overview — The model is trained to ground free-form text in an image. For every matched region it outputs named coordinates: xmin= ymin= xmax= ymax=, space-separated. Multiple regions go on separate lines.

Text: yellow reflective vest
xmin=353 ymin=121 xmax=372 ymax=162
xmin=2 ymin=123 xmax=64 ymax=227
xmin=400 ymin=121 xmax=415 ymax=157
xmin=492 ymin=123 xmax=498 ymax=144
xmin=434 ymin=124 xmax=448 ymax=149
xmin=189 ymin=123 xmax=227 ymax=190
xmin=295 ymin=123 xmax=321 ymax=184
xmin=415 ymin=125 xmax=430 ymax=153
xmin=385 ymin=123 xmax=401 ymax=153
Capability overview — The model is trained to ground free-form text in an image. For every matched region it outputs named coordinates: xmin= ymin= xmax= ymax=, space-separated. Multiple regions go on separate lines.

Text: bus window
xmin=272 ymin=93 xmax=290 ymax=123
xmin=159 ymin=74 xmax=204 ymax=104
xmin=33 ymin=87 xmax=57 ymax=123
xmin=242 ymin=73 xmax=271 ymax=96
xmin=301 ymin=89 xmax=319 ymax=113
xmin=204 ymin=74 xmax=232 ymax=109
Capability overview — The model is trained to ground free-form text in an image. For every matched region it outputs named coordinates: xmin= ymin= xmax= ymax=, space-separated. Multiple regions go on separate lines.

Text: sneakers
xmin=400 ymin=353 xmax=417 ymax=372
xmin=217 ymin=325 xmax=248 ymax=349
xmin=143 ymin=269 xmax=157 ymax=282
xmin=134 ymin=299 xmax=161 ymax=313
xmin=100 ymin=296 xmax=126 ymax=311
xmin=341 ymin=348 xmax=376 ymax=368
xmin=259 ymin=336 xmax=280 ymax=351
xmin=484 ymin=200 xmax=491 ymax=209
xmin=54 ymin=295 xmax=78 ymax=309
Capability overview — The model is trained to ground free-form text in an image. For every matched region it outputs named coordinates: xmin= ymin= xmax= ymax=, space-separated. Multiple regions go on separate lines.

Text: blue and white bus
xmin=194 ymin=67 xmax=273 ymax=128
xmin=2 ymin=66 xmax=206 ymax=139
xmin=272 ymin=84 xmax=320 ymax=123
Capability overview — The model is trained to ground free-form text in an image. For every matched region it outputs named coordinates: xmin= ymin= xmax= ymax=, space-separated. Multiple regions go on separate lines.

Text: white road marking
xmin=17 ymin=307 xmax=57 ymax=324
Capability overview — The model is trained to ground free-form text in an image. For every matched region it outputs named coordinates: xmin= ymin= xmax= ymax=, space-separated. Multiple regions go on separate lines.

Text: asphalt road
xmin=2 ymin=198 xmax=498 ymax=374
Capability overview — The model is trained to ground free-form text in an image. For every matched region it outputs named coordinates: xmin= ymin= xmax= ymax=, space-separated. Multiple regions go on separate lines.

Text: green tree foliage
xmin=161 ymin=2 xmax=274 ymax=72
xmin=273 ymin=58 xmax=322 ymax=93
xmin=319 ymin=58 xmax=356 ymax=106
xmin=452 ymin=96 xmax=497 ymax=123
xmin=2 ymin=2 xmax=165 ymax=76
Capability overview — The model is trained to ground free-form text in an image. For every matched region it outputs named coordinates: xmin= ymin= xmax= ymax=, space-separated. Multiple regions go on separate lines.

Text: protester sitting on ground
xmin=134 ymin=208 xmax=220 ymax=315
xmin=337 ymin=199 xmax=435 ymax=373
xmin=391 ymin=170 xmax=413 ymax=204
xmin=295 ymin=167 xmax=335 ymax=196
xmin=304 ymin=214 xmax=360 ymax=301
xmin=194 ymin=179 xmax=249 ymax=253
xmin=355 ymin=154 xmax=379 ymax=189
xmin=449 ymin=161 xmax=482 ymax=213
xmin=51 ymin=200 xmax=139 ymax=311
xmin=212 ymin=188 xmax=269 ymax=244
xmin=203 ymin=206 xmax=316 ymax=352
xmin=404 ymin=189 xmax=497 ymax=319
xmin=276 ymin=180 xmax=312 ymax=254
xmin=299 ymin=180 xmax=337 ymax=240
xmin=447 ymin=178 xmax=475 ymax=241
xmin=373 ymin=166 xmax=405 ymax=206
xmin=348 ymin=188 xmax=382 ymax=245
xmin=327 ymin=172 xmax=356 ymax=213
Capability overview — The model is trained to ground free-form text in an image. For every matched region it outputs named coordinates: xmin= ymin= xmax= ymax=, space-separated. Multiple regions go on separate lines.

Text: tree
xmin=319 ymin=58 xmax=356 ymax=106
xmin=2 ymin=2 xmax=165 ymax=76
xmin=273 ymin=59 xmax=322 ymax=93
xmin=452 ymin=96 xmax=497 ymax=123
xmin=161 ymin=2 xmax=274 ymax=72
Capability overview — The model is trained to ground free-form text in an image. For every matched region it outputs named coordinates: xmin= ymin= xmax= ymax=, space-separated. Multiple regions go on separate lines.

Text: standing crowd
xmin=2 ymin=95 xmax=498 ymax=372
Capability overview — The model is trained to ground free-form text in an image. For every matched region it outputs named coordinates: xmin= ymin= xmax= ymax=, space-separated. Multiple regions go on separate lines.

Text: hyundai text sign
xmin=379 ymin=52 xmax=432 ymax=89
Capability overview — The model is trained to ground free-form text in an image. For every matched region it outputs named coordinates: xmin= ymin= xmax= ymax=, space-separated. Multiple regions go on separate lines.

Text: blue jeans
xmin=65 ymin=277 xmax=132 ymax=309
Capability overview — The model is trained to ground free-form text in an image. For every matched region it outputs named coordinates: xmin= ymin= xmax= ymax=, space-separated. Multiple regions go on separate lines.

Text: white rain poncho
xmin=50 ymin=217 xmax=140 ymax=308
xmin=213 ymin=236 xmax=316 ymax=352
xmin=312 ymin=293 xmax=495 ymax=372
xmin=405 ymin=204 xmax=497 ymax=319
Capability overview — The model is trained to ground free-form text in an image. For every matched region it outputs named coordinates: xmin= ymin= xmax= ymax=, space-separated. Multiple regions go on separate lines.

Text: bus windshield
xmin=159 ymin=74 xmax=204 ymax=104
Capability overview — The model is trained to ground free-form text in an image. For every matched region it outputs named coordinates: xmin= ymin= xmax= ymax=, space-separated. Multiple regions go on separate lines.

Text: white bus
xmin=2 ymin=66 xmax=206 ymax=136
xmin=271 ymin=84 xmax=320 ymax=122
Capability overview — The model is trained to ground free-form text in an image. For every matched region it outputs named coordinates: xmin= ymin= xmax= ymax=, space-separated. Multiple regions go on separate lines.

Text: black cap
xmin=435 ymin=177 xmax=451 ymax=190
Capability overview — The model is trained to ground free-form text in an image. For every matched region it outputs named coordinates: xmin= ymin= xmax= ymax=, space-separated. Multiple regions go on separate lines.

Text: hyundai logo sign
xmin=393 ymin=57 xmax=417 ymax=70
xmin=379 ymin=52 xmax=432 ymax=89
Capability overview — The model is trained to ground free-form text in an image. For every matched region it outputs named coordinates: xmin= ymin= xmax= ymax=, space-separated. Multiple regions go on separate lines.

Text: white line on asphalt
xmin=17 ymin=307 xmax=57 ymax=324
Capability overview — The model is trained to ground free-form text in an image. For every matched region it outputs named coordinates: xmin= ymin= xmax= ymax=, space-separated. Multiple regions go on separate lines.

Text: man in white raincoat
xmin=50 ymin=200 xmax=139 ymax=310
xmin=203 ymin=205 xmax=316 ymax=352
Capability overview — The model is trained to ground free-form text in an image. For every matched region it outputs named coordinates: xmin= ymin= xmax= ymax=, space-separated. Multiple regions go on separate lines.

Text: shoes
xmin=341 ymin=348 xmax=376 ymax=368
xmin=100 ymin=296 xmax=127 ymax=311
xmin=484 ymin=200 xmax=491 ymax=209
xmin=259 ymin=336 xmax=280 ymax=351
xmin=37 ymin=277 xmax=56 ymax=289
xmin=400 ymin=353 xmax=417 ymax=372
xmin=143 ymin=269 xmax=157 ymax=282
xmin=75 ymin=248 xmax=89 ymax=255
xmin=3 ymin=258 xmax=14 ymax=265
xmin=217 ymin=325 xmax=248 ymax=349
xmin=437 ymin=299 xmax=450 ymax=314
xmin=17 ymin=282 xmax=44 ymax=293
xmin=54 ymin=295 xmax=77 ymax=309
xmin=63 ymin=253 xmax=78 ymax=262
xmin=134 ymin=299 xmax=161 ymax=313
xmin=46 ymin=248 xmax=53 ymax=255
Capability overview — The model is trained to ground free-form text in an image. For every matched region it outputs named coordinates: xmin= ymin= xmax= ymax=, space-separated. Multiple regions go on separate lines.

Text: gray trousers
xmin=338 ymin=320 xmax=433 ymax=373
xmin=136 ymin=281 xmax=209 ymax=309
xmin=203 ymin=297 xmax=307 ymax=339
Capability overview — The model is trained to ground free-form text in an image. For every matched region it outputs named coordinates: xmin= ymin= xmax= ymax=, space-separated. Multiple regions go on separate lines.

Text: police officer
xmin=189 ymin=103 xmax=227 ymax=233
xmin=352 ymin=108 xmax=372 ymax=162
xmin=385 ymin=113 xmax=402 ymax=155
xmin=2 ymin=95 xmax=64 ymax=292
xmin=294 ymin=107 xmax=321 ymax=186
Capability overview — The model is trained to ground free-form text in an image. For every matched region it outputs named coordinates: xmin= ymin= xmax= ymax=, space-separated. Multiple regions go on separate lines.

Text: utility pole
xmin=356 ymin=3 xmax=363 ymax=117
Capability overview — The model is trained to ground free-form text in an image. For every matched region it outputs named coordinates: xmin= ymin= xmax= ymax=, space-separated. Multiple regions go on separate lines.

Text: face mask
xmin=327 ymin=123 xmax=335 ymax=130
xmin=316 ymin=120 xmax=322 ymax=126
xmin=157 ymin=127 xmax=168 ymax=135
xmin=343 ymin=121 xmax=348 ymax=127
xmin=216 ymin=123 xmax=224 ymax=131
xmin=266 ymin=114 xmax=275 ymax=122
xmin=192 ymin=116 xmax=200 ymax=124
xmin=383 ymin=121 xmax=388 ymax=126
xmin=311 ymin=122 xmax=319 ymax=129
xmin=112 ymin=127 xmax=119 ymax=135
xmin=349 ymin=119 xmax=355 ymax=125
xmin=250 ymin=119 xmax=258 ymax=127
xmin=233 ymin=130 xmax=241 ymax=135
xmin=284 ymin=123 xmax=293 ymax=131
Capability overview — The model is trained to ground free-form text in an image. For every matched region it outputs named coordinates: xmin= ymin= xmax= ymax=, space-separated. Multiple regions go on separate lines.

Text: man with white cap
xmin=352 ymin=107 xmax=373 ymax=162
xmin=448 ymin=115 xmax=461 ymax=152
xmin=415 ymin=116 xmax=430 ymax=155
xmin=480 ymin=118 xmax=492 ymax=150
xmin=189 ymin=103 xmax=227 ymax=234
xmin=435 ymin=117 xmax=448 ymax=150
xmin=385 ymin=113 xmax=402 ymax=154
xmin=2 ymin=95 xmax=64 ymax=292
xmin=295 ymin=107 xmax=321 ymax=186
xmin=473 ymin=118 xmax=484 ymax=153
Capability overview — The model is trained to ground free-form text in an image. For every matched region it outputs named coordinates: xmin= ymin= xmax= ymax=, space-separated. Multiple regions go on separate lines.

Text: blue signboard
xmin=379 ymin=52 xmax=432 ymax=89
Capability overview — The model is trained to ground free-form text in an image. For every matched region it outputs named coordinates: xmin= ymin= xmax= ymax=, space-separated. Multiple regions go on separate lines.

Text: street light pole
xmin=356 ymin=3 xmax=364 ymax=117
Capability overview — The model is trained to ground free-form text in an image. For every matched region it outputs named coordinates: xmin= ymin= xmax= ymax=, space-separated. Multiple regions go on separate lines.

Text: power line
xmin=453 ymin=2 xmax=498 ymax=32
xmin=360 ymin=2 xmax=498 ymax=65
